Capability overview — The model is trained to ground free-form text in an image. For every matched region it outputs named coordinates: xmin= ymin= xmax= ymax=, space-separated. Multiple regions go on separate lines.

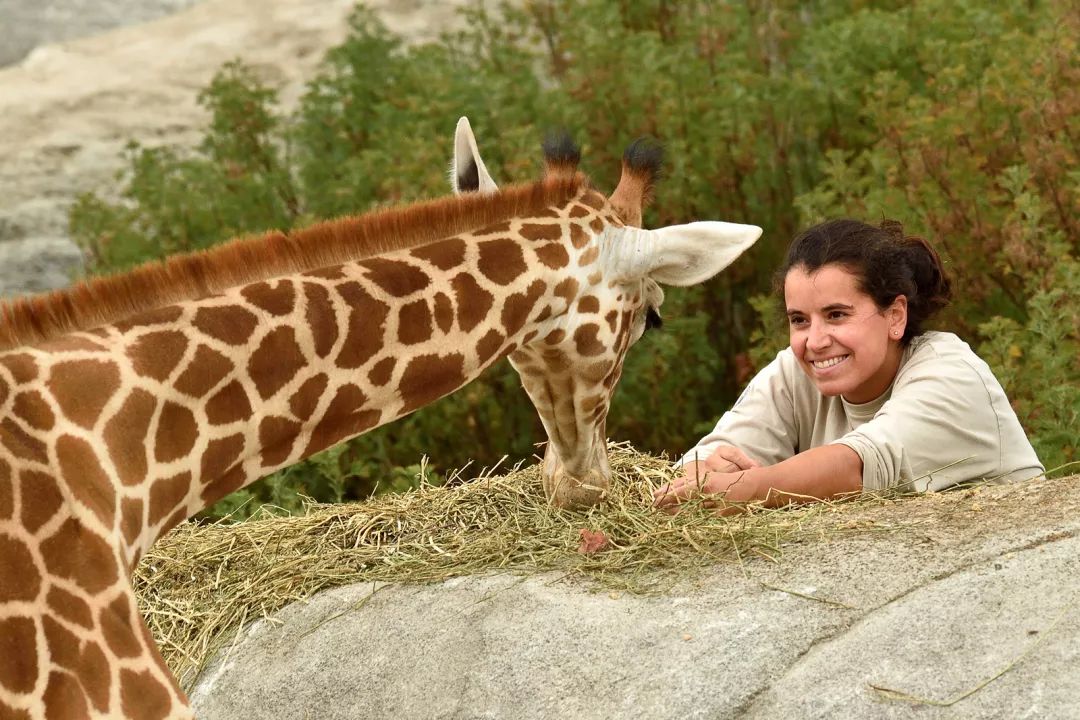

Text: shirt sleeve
xmin=832 ymin=345 xmax=1033 ymax=492
xmin=678 ymin=351 xmax=799 ymax=468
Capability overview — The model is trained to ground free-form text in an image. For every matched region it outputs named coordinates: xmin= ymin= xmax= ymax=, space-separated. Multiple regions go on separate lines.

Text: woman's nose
xmin=807 ymin=320 xmax=830 ymax=349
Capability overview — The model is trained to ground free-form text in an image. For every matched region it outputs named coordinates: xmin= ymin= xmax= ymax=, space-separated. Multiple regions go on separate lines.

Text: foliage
xmin=69 ymin=0 xmax=1078 ymax=517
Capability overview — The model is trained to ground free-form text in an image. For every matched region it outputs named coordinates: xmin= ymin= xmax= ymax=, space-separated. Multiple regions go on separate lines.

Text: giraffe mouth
xmin=541 ymin=432 xmax=611 ymax=509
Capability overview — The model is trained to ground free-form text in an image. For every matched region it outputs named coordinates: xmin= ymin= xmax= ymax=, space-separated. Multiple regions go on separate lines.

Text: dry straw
xmin=133 ymin=442 xmax=895 ymax=690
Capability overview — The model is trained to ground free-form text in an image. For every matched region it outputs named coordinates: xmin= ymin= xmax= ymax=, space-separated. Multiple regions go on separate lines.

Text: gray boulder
xmin=189 ymin=476 xmax=1080 ymax=719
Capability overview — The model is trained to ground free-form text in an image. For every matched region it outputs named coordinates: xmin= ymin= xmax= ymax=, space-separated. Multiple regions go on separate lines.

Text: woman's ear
xmin=888 ymin=295 xmax=908 ymax=337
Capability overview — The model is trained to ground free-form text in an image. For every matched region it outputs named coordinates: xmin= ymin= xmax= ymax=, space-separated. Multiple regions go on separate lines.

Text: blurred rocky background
xmin=0 ymin=0 xmax=460 ymax=297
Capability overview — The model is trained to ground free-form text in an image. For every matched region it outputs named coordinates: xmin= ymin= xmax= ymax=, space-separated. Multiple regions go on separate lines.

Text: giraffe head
xmin=453 ymin=118 xmax=761 ymax=508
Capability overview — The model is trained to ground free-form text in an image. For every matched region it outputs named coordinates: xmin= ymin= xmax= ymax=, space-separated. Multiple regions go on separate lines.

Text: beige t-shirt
xmin=679 ymin=331 xmax=1044 ymax=492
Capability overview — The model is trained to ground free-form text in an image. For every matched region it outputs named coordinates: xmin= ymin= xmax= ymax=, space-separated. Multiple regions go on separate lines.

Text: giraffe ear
xmin=451 ymin=116 xmax=498 ymax=195
xmin=609 ymin=222 xmax=762 ymax=286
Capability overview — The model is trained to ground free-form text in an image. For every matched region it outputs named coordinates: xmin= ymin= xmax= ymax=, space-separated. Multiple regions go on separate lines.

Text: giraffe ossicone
xmin=0 ymin=116 xmax=759 ymax=718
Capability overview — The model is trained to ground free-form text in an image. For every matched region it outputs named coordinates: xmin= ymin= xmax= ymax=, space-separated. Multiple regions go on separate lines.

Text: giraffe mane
xmin=0 ymin=174 xmax=586 ymax=351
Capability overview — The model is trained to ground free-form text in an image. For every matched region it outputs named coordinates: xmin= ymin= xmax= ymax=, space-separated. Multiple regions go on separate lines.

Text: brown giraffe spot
xmin=0 ymin=353 xmax=38 ymax=383
xmin=48 ymin=359 xmax=121 ymax=429
xmin=590 ymin=218 xmax=605 ymax=233
xmin=582 ymin=394 xmax=605 ymax=414
xmin=535 ymin=243 xmax=570 ymax=269
xmin=100 ymin=594 xmax=141 ymax=659
xmin=43 ymin=615 xmax=83 ymax=672
xmin=20 ymin=470 xmax=64 ymax=533
xmin=104 ymin=389 xmax=154 ymax=486
xmin=577 ymin=296 xmax=600 ymax=314
xmin=569 ymin=204 xmax=590 ymax=218
xmin=56 ymin=436 xmax=115 ymax=527
xmin=336 ymin=282 xmax=389 ymax=369
xmin=160 ymin=505 xmax=189 ymax=538
xmin=581 ymin=360 xmax=614 ymax=384
xmin=605 ymin=310 xmax=618 ymax=333
xmin=0 ymin=701 xmax=29 ymax=720
xmin=450 ymin=273 xmax=494 ymax=333
xmin=174 ymin=345 xmax=234 ymax=398
xmin=126 ymin=331 xmax=189 ymax=382
xmin=303 ymin=282 xmax=339 ymax=358
xmin=0 ymin=375 xmax=7 ymax=407
xmin=120 ymin=668 xmax=173 ymax=720
xmin=580 ymin=190 xmax=606 ymax=210
xmin=534 ymin=306 xmax=553 ymax=323
xmin=192 ymin=305 xmax=259 ymax=345
xmin=200 ymin=434 xmax=246 ymax=481
xmin=399 ymin=354 xmax=466 ymax=413
xmin=398 ymin=300 xmax=433 ymax=345
xmin=40 ymin=518 xmax=118 ymax=594
xmin=303 ymin=266 xmax=346 ymax=280
xmin=367 ymin=358 xmax=396 ymax=387
xmin=502 ymin=280 xmax=546 ymax=337
xmin=149 ymin=473 xmax=192 ymax=527
xmin=478 ymin=220 xmax=512 ymax=234
xmin=520 ymin=223 xmax=564 ymax=242
xmin=0 ymin=458 xmax=11 ymax=520
xmin=545 ymin=329 xmax=566 ymax=345
xmin=241 ymin=280 xmax=296 ymax=316
xmin=553 ymin=278 xmax=579 ymax=304
xmin=574 ymin=324 xmax=606 ymax=356
xmin=411 ymin=238 xmax=466 ymax=270
xmin=587 ymin=271 xmax=602 ymax=285
xmin=12 ymin=390 xmax=54 ymax=430
xmin=206 ymin=381 xmax=253 ymax=426
xmin=46 ymin=587 xmax=93 ymax=630
xmin=120 ymin=497 xmax=143 ymax=548
xmin=360 ymin=258 xmax=431 ymax=297
xmin=113 ymin=306 xmax=183 ymax=333
xmin=201 ymin=465 xmax=247 ymax=507
xmin=1 ymin=417 xmax=48 ymax=463
xmin=44 ymin=671 xmax=89 ymax=720
xmin=570 ymin=223 xmax=590 ymax=249
xmin=0 ymin=617 xmax=37 ymax=693
xmin=433 ymin=292 xmax=454 ymax=334
xmin=248 ymin=327 xmax=306 ymax=400
xmin=475 ymin=330 xmax=505 ymax=366
xmin=304 ymin=385 xmax=380 ymax=457
xmin=523 ymin=330 xmax=539 ymax=344
xmin=0 ymin=533 xmax=40 ymax=602
xmin=154 ymin=402 xmax=198 ymax=464
xmin=578 ymin=246 xmax=600 ymax=266
xmin=477 ymin=239 xmax=527 ymax=285
xmin=289 ymin=374 xmax=328 ymax=421
xmin=259 ymin=416 xmax=301 ymax=467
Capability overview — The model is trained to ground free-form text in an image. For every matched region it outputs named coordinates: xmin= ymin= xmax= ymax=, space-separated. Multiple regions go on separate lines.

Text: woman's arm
xmin=654 ymin=444 xmax=862 ymax=512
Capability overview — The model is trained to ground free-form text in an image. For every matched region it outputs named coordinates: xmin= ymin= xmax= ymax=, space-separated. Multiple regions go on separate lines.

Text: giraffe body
xmin=0 ymin=119 xmax=759 ymax=718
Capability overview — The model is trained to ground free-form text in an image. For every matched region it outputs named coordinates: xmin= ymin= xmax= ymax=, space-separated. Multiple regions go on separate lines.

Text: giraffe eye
xmin=645 ymin=307 xmax=663 ymax=331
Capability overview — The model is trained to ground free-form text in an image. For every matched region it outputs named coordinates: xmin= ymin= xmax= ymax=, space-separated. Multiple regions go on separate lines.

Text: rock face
xmin=189 ymin=476 xmax=1080 ymax=719
xmin=0 ymin=0 xmax=465 ymax=298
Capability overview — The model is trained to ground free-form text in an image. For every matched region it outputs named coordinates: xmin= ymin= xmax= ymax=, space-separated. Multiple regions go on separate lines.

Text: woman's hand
xmin=652 ymin=464 xmax=760 ymax=514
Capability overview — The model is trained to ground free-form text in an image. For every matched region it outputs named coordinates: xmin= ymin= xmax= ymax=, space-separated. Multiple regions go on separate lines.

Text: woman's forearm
xmin=742 ymin=444 xmax=863 ymax=506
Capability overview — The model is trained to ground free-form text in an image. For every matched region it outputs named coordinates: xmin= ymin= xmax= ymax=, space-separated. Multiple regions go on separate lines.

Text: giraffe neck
xmin=3 ymin=202 xmax=601 ymax=567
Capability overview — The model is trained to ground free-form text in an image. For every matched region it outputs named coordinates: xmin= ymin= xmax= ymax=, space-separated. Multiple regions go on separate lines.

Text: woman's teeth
xmin=812 ymin=355 xmax=849 ymax=369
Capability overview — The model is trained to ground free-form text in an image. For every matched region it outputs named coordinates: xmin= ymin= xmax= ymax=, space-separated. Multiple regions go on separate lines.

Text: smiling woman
xmin=654 ymin=219 xmax=1044 ymax=513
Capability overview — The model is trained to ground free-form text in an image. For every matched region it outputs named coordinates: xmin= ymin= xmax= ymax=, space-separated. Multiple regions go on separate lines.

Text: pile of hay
xmin=133 ymin=442 xmax=890 ymax=689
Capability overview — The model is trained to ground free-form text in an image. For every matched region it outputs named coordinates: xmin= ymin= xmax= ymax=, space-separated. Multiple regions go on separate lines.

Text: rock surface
xmin=190 ymin=475 xmax=1080 ymax=719
xmin=0 ymin=0 xmax=465 ymax=298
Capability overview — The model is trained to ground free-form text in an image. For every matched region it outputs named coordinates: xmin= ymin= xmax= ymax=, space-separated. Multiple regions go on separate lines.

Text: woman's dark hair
xmin=775 ymin=218 xmax=952 ymax=343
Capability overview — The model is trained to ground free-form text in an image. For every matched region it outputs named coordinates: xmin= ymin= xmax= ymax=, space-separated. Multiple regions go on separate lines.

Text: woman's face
xmin=784 ymin=264 xmax=907 ymax=404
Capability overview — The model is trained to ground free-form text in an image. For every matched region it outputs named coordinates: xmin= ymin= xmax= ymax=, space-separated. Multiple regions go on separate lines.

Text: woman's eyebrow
xmin=785 ymin=302 xmax=855 ymax=317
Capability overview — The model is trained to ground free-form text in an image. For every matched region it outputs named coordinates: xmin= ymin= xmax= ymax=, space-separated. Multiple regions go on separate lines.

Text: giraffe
xmin=0 ymin=117 xmax=761 ymax=719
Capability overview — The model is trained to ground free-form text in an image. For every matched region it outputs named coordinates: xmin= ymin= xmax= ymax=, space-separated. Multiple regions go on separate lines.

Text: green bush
xmin=70 ymin=1 xmax=1078 ymax=518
